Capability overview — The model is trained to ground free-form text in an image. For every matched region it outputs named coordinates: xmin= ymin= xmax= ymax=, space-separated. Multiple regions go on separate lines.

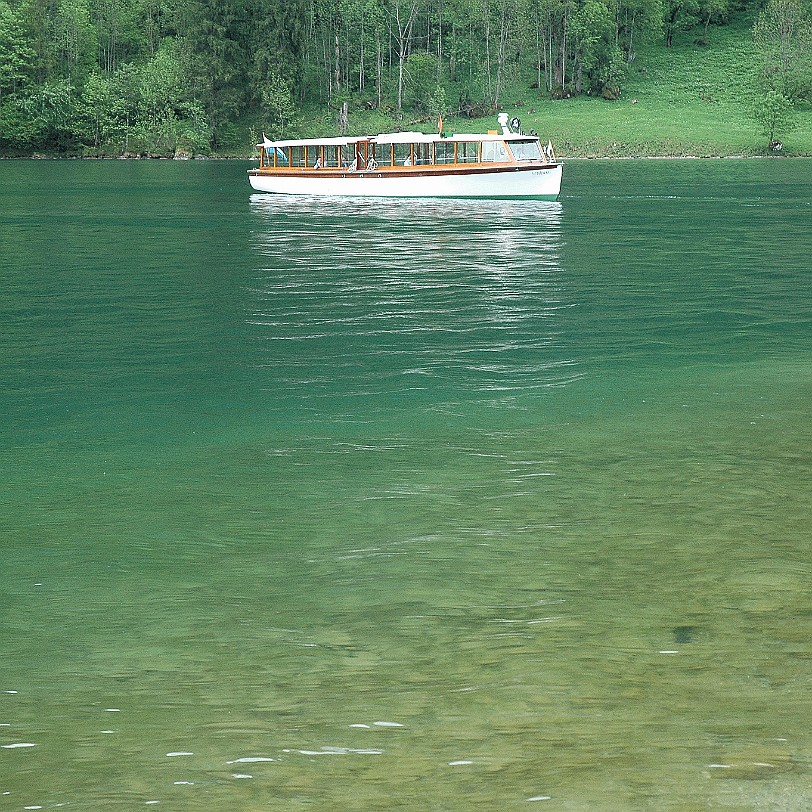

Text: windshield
xmin=509 ymin=140 xmax=543 ymax=160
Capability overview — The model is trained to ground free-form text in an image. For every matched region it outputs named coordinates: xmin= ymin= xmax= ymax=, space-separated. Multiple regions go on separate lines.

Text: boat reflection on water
xmin=249 ymin=194 xmax=564 ymax=269
xmin=249 ymin=193 xmax=562 ymax=226
xmin=246 ymin=192 xmax=577 ymax=401
xmin=249 ymin=193 xmax=566 ymax=295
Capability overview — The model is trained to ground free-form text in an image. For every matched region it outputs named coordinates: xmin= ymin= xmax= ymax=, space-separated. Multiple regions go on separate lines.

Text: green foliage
xmin=0 ymin=0 xmax=34 ymax=99
xmin=572 ymin=0 xmax=624 ymax=94
xmin=753 ymin=0 xmax=812 ymax=101
xmin=52 ymin=0 xmax=96 ymax=82
xmin=616 ymin=0 xmax=665 ymax=61
xmin=0 ymin=0 xmax=810 ymax=155
xmin=696 ymin=0 xmax=729 ymax=45
xmin=428 ymin=83 xmax=448 ymax=118
xmin=664 ymin=0 xmax=700 ymax=47
xmin=405 ymin=50 xmax=441 ymax=112
xmin=21 ymin=78 xmax=80 ymax=149
xmin=80 ymin=71 xmax=119 ymax=148
xmin=752 ymin=88 xmax=796 ymax=147
xmin=261 ymin=70 xmax=296 ymax=136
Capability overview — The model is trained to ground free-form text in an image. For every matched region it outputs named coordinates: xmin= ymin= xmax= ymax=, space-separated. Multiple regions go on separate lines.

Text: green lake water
xmin=1 ymin=158 xmax=811 ymax=810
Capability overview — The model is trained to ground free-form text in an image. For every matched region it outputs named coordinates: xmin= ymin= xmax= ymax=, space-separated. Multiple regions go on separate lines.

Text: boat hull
xmin=247 ymin=163 xmax=562 ymax=200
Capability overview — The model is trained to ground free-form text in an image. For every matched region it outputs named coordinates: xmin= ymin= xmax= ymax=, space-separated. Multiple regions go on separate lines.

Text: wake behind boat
xmin=247 ymin=114 xmax=562 ymax=200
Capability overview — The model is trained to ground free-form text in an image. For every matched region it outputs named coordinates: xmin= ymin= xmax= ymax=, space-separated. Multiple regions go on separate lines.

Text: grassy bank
xmin=536 ymin=16 xmax=811 ymax=158
xmin=307 ymin=14 xmax=811 ymax=160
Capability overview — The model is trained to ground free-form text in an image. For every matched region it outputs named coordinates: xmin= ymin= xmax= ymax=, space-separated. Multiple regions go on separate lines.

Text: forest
xmin=0 ymin=0 xmax=810 ymax=155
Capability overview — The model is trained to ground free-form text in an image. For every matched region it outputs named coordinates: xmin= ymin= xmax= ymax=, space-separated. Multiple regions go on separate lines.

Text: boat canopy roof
xmin=372 ymin=131 xmax=537 ymax=144
xmin=257 ymin=135 xmax=358 ymax=149
xmin=258 ymin=131 xmax=540 ymax=149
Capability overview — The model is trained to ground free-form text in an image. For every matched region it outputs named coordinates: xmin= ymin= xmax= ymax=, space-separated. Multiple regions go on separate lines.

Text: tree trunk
xmin=627 ymin=11 xmax=636 ymax=61
xmin=376 ymin=29 xmax=382 ymax=107
xmin=338 ymin=100 xmax=349 ymax=133
xmin=449 ymin=22 xmax=457 ymax=82
xmin=495 ymin=0 xmax=508 ymax=106
xmin=334 ymin=27 xmax=341 ymax=92
xmin=394 ymin=0 xmax=418 ymax=112
xmin=359 ymin=15 xmax=364 ymax=90
xmin=484 ymin=0 xmax=492 ymax=101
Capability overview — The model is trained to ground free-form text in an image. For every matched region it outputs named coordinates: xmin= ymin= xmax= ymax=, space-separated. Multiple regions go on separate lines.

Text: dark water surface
xmin=2 ymin=158 xmax=811 ymax=810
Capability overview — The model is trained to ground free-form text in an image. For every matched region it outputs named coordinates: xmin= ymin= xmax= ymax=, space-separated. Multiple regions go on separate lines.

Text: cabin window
xmin=394 ymin=143 xmax=412 ymax=165
xmin=434 ymin=142 xmax=455 ymax=164
xmin=374 ymin=145 xmax=394 ymax=167
xmin=289 ymin=146 xmax=307 ymax=167
xmin=456 ymin=141 xmax=480 ymax=163
xmin=509 ymin=140 xmax=543 ymax=160
xmin=325 ymin=146 xmax=341 ymax=168
xmin=311 ymin=146 xmax=325 ymax=167
xmin=481 ymin=141 xmax=508 ymax=162
xmin=414 ymin=143 xmax=432 ymax=165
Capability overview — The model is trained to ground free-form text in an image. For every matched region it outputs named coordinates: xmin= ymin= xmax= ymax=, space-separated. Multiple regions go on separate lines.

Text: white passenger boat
xmin=248 ymin=114 xmax=562 ymax=200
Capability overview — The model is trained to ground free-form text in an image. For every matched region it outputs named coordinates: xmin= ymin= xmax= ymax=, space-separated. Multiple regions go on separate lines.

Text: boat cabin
xmin=257 ymin=132 xmax=555 ymax=172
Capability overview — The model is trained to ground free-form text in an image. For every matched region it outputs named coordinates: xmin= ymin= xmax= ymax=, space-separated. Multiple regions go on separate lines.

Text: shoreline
xmin=3 ymin=152 xmax=809 ymax=161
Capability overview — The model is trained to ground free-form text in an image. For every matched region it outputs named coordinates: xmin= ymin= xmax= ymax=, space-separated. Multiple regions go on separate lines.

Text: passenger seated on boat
xmin=367 ymin=158 xmax=377 ymax=171
xmin=313 ymin=156 xmax=322 ymax=169
xmin=403 ymin=155 xmax=412 ymax=165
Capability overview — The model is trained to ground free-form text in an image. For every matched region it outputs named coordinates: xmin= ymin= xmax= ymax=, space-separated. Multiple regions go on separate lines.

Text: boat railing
xmin=258 ymin=136 xmax=557 ymax=171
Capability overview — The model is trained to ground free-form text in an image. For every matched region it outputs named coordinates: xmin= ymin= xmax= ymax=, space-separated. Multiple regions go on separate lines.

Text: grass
xmin=489 ymin=15 xmax=811 ymax=158
xmin=299 ymin=12 xmax=812 ymax=160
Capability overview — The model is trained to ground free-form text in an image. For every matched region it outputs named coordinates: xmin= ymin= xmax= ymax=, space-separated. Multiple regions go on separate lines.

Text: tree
xmin=52 ymin=0 xmax=96 ymax=84
xmin=0 ymin=3 xmax=36 ymax=149
xmin=663 ymin=0 xmax=699 ymax=47
xmin=177 ymin=0 xmax=247 ymax=144
xmin=445 ymin=0 xmax=487 ymax=100
xmin=696 ymin=0 xmax=728 ymax=45
xmin=491 ymin=0 xmax=522 ymax=106
xmin=391 ymin=0 xmax=418 ymax=111
xmin=405 ymin=50 xmax=440 ymax=111
xmin=80 ymin=70 xmax=118 ymax=147
xmin=110 ymin=60 xmax=140 ymax=149
xmin=0 ymin=0 xmax=34 ymax=104
xmin=91 ymin=0 xmax=142 ymax=73
xmin=137 ymin=0 xmax=179 ymax=56
xmin=753 ymin=0 xmax=812 ymax=101
xmin=753 ymin=88 xmax=796 ymax=149
xmin=248 ymin=0 xmax=308 ymax=100
xmin=615 ymin=0 xmax=663 ymax=63
xmin=572 ymin=0 xmax=619 ymax=95
xmin=261 ymin=70 xmax=295 ymax=136
xmin=24 ymin=77 xmax=80 ymax=149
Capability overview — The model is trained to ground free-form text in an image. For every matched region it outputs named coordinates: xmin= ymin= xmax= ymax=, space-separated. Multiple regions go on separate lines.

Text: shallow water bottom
xmin=4 ymin=361 xmax=812 ymax=810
